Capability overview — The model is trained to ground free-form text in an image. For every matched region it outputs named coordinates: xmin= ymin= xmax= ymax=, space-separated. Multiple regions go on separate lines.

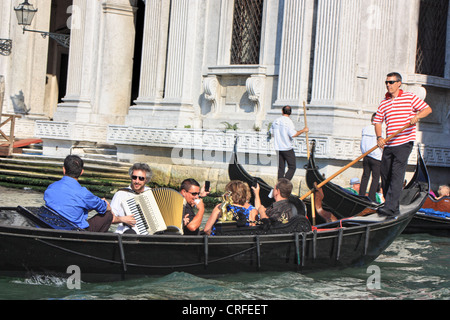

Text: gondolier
xmin=270 ymin=106 xmax=308 ymax=180
xmin=374 ymin=72 xmax=432 ymax=217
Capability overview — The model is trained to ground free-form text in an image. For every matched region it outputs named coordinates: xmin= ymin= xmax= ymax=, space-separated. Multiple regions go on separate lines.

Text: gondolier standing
xmin=374 ymin=72 xmax=432 ymax=217
xmin=270 ymin=106 xmax=308 ymax=180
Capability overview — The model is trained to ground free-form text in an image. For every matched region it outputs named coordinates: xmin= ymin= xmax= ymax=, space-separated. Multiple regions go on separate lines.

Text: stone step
xmin=0 ymin=153 xmax=132 ymax=198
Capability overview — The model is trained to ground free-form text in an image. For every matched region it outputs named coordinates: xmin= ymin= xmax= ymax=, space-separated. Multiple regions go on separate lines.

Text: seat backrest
xmin=17 ymin=206 xmax=81 ymax=231
xmin=288 ymin=195 xmax=307 ymax=216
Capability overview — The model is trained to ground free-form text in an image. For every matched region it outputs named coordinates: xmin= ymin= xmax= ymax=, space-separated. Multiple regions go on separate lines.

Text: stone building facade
xmin=1 ymin=0 xmax=449 ymax=191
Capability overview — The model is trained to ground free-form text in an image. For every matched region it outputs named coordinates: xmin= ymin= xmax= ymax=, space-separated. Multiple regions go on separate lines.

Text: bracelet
xmin=377 ymin=136 xmax=383 ymax=140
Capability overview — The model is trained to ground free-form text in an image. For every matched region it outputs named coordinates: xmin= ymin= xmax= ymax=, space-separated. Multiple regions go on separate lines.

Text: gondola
xmin=0 ymin=141 xmax=428 ymax=283
xmin=306 ymin=140 xmax=449 ymax=236
xmin=403 ymin=195 xmax=450 ymax=237
xmin=0 ymin=199 xmax=424 ymax=283
xmin=305 ymin=140 xmax=381 ymax=219
xmin=228 ymin=138 xmax=275 ymax=208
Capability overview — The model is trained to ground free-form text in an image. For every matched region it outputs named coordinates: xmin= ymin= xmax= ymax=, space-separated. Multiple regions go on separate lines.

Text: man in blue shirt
xmin=44 ymin=155 xmax=113 ymax=232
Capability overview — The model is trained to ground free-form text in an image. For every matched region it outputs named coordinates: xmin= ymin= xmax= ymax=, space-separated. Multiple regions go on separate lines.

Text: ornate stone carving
xmin=246 ymin=75 xmax=264 ymax=111
xmin=204 ymin=76 xmax=219 ymax=111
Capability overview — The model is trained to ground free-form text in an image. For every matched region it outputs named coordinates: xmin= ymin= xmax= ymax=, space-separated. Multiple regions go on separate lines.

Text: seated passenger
xmin=44 ymin=155 xmax=113 ymax=232
xmin=204 ymin=180 xmax=258 ymax=235
xmin=436 ymin=185 xmax=450 ymax=200
xmin=346 ymin=177 xmax=360 ymax=195
xmin=180 ymin=178 xmax=209 ymax=235
xmin=313 ymin=182 xmax=338 ymax=223
xmin=110 ymin=163 xmax=153 ymax=234
xmin=252 ymin=178 xmax=296 ymax=224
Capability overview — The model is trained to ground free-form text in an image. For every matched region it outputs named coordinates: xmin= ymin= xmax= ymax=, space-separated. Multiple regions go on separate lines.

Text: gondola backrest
xmin=17 ymin=206 xmax=82 ymax=231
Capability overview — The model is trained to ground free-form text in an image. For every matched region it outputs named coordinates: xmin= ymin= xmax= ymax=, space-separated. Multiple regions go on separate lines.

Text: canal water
xmin=0 ymin=186 xmax=448 ymax=300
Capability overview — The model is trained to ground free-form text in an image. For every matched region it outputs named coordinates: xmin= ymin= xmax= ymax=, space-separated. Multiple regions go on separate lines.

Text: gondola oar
xmin=300 ymin=122 xmax=412 ymax=201
xmin=303 ymin=101 xmax=316 ymax=225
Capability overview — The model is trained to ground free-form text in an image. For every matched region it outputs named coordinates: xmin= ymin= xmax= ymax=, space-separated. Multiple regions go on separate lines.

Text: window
xmin=415 ymin=0 xmax=449 ymax=77
xmin=230 ymin=0 xmax=264 ymax=65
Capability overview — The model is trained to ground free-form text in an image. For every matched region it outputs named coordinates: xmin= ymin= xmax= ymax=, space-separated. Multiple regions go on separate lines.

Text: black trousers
xmin=359 ymin=156 xmax=381 ymax=202
xmin=380 ymin=142 xmax=413 ymax=215
xmin=277 ymin=149 xmax=296 ymax=180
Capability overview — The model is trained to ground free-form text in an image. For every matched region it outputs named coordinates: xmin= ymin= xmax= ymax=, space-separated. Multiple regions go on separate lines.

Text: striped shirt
xmin=374 ymin=90 xmax=429 ymax=147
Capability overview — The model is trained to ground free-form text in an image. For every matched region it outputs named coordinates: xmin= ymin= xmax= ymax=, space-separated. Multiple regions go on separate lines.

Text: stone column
xmin=0 ymin=75 xmax=4 ymax=115
xmin=56 ymin=0 xmax=137 ymax=124
xmin=164 ymin=0 xmax=198 ymax=105
xmin=55 ymin=0 xmax=93 ymax=122
xmin=310 ymin=0 xmax=361 ymax=106
xmin=3 ymin=0 xmax=51 ymax=116
xmin=95 ymin=0 xmax=137 ymax=123
xmin=0 ymin=0 xmax=11 ymax=116
xmin=127 ymin=0 xmax=201 ymax=127
xmin=133 ymin=0 xmax=171 ymax=105
xmin=273 ymin=0 xmax=314 ymax=111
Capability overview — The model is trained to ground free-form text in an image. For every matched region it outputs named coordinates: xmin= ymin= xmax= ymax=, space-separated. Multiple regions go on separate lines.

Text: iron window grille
xmin=415 ymin=0 xmax=448 ymax=77
xmin=230 ymin=0 xmax=264 ymax=65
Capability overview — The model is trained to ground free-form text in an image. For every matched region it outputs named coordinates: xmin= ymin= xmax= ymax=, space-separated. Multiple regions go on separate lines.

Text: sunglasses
xmin=131 ymin=175 xmax=146 ymax=181
xmin=385 ymin=80 xmax=400 ymax=85
xmin=188 ymin=192 xmax=200 ymax=196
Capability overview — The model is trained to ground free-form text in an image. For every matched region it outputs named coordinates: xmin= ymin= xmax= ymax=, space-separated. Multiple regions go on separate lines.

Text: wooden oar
xmin=303 ymin=101 xmax=316 ymax=225
xmin=300 ymin=122 xmax=412 ymax=201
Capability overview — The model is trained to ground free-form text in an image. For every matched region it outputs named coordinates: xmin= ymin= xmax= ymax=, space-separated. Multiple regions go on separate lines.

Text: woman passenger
xmin=203 ymin=180 xmax=258 ymax=235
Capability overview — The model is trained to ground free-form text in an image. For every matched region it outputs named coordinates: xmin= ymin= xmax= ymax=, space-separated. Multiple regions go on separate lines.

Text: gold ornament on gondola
xmin=218 ymin=191 xmax=236 ymax=222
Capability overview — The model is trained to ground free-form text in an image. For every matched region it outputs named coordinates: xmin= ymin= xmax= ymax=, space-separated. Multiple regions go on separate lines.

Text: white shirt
xmin=270 ymin=116 xmax=298 ymax=151
xmin=110 ymin=185 xmax=151 ymax=234
xmin=360 ymin=125 xmax=382 ymax=161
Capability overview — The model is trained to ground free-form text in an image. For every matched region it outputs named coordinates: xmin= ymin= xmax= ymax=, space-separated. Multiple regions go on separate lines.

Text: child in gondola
xmin=203 ymin=180 xmax=258 ymax=235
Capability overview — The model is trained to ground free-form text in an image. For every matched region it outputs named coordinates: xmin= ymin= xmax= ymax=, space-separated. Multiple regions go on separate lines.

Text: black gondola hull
xmin=305 ymin=141 xmax=380 ymax=218
xmin=0 ymin=205 xmax=417 ymax=282
xmin=404 ymin=213 xmax=450 ymax=237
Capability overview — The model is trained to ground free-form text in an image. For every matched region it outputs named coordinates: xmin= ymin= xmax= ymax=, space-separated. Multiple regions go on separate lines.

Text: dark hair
xmin=386 ymin=72 xmax=402 ymax=82
xmin=371 ymin=112 xmax=377 ymax=122
xmin=180 ymin=178 xmax=200 ymax=192
xmin=275 ymin=178 xmax=293 ymax=198
xmin=128 ymin=163 xmax=152 ymax=182
xmin=282 ymin=106 xmax=292 ymax=115
xmin=64 ymin=155 xmax=84 ymax=178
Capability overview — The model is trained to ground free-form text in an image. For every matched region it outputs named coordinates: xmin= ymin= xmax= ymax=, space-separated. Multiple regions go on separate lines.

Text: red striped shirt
xmin=374 ymin=90 xmax=429 ymax=147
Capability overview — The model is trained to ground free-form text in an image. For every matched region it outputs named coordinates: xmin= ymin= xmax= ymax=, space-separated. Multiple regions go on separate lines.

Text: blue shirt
xmin=44 ymin=176 xmax=107 ymax=229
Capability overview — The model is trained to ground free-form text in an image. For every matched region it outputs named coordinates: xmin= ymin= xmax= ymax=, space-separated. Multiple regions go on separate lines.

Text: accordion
xmin=122 ymin=188 xmax=185 ymax=235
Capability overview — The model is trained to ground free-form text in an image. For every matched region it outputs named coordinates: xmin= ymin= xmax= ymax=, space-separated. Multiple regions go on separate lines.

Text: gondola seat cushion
xmin=212 ymin=215 xmax=311 ymax=236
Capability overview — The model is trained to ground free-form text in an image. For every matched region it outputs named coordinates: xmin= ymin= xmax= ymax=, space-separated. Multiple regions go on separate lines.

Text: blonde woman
xmin=204 ymin=180 xmax=258 ymax=235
